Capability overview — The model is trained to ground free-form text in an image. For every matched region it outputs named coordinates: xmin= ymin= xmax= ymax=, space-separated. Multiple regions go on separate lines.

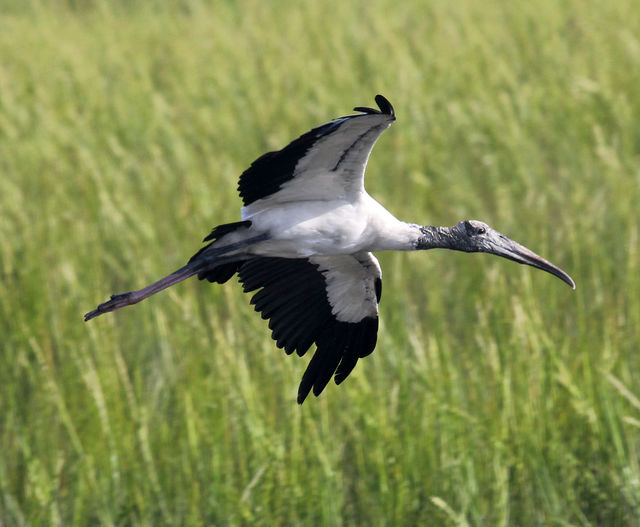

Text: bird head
xmin=450 ymin=220 xmax=576 ymax=289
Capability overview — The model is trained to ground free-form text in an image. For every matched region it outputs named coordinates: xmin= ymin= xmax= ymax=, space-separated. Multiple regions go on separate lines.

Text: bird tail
xmin=84 ymin=223 xmax=269 ymax=322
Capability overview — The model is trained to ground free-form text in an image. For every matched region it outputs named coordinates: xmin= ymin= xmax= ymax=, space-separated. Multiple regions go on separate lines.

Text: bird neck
xmin=413 ymin=225 xmax=459 ymax=250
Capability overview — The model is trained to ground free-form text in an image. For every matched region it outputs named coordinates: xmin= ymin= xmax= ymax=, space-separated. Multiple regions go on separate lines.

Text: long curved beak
xmin=488 ymin=236 xmax=576 ymax=289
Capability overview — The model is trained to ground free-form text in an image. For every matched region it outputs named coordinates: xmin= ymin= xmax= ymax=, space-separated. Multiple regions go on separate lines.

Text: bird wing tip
xmin=374 ymin=94 xmax=395 ymax=117
xmin=353 ymin=94 xmax=395 ymax=118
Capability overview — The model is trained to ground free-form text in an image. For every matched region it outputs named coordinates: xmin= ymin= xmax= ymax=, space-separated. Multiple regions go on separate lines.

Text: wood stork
xmin=85 ymin=95 xmax=575 ymax=403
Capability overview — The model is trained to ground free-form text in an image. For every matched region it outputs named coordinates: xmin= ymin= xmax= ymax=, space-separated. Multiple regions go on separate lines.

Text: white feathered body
xmin=238 ymin=192 xmax=418 ymax=258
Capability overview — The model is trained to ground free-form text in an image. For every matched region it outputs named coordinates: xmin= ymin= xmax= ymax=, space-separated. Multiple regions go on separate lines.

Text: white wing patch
xmin=310 ymin=252 xmax=381 ymax=323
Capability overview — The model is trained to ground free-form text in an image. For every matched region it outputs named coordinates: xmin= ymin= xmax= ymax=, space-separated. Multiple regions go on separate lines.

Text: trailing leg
xmin=84 ymin=221 xmax=269 ymax=321
xmin=84 ymin=262 xmax=202 ymax=321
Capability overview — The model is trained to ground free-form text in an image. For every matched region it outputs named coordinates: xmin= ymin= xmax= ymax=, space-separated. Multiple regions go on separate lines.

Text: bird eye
xmin=476 ymin=227 xmax=486 ymax=235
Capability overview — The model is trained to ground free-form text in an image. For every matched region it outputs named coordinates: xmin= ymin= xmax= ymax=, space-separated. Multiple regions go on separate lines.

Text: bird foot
xmin=84 ymin=292 xmax=136 ymax=321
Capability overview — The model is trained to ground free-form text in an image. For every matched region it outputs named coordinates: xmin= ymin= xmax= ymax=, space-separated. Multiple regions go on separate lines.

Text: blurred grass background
xmin=1 ymin=0 xmax=639 ymax=525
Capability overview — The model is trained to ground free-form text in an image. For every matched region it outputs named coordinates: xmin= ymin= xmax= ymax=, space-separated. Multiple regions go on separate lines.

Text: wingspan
xmin=237 ymin=252 xmax=382 ymax=403
xmin=238 ymin=95 xmax=396 ymax=214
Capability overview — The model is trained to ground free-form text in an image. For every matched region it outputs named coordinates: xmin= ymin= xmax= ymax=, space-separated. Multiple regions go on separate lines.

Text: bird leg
xmin=84 ymin=264 xmax=199 ymax=321
xmin=84 ymin=292 xmax=138 ymax=320
xmin=84 ymin=234 xmax=268 ymax=322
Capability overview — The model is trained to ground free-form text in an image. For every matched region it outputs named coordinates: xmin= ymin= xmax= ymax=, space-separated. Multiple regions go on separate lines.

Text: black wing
xmin=238 ymin=253 xmax=382 ymax=403
xmin=238 ymin=95 xmax=396 ymax=210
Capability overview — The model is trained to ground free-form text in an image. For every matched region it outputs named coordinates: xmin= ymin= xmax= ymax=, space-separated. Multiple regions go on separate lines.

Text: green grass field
xmin=1 ymin=0 xmax=639 ymax=524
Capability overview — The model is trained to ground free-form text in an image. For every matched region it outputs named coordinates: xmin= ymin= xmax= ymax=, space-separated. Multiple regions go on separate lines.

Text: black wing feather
xmin=237 ymin=95 xmax=395 ymax=206
xmin=312 ymin=324 xmax=352 ymax=397
xmin=237 ymin=119 xmax=345 ymax=206
xmin=190 ymin=221 xmax=252 ymax=284
xmin=353 ymin=94 xmax=395 ymax=117
xmin=281 ymin=303 xmax=331 ymax=356
xmin=237 ymin=256 xmax=381 ymax=404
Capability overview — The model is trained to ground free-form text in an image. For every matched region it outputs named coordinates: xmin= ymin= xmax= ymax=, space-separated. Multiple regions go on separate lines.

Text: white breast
xmin=246 ymin=193 xmax=418 ymax=258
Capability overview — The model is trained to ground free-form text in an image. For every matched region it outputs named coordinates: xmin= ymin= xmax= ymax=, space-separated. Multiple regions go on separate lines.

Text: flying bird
xmin=85 ymin=95 xmax=575 ymax=403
